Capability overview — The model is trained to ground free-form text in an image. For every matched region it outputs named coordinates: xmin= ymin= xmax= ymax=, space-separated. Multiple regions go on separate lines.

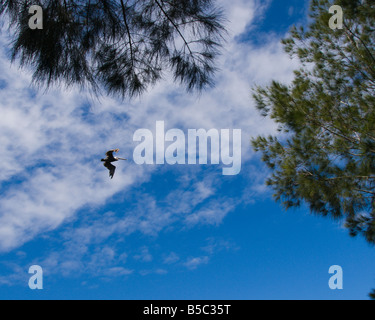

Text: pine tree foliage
xmin=252 ymin=0 xmax=375 ymax=244
xmin=0 ymin=0 xmax=226 ymax=97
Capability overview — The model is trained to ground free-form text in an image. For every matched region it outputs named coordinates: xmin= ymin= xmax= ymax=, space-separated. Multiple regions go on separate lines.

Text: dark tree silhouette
xmin=0 ymin=0 xmax=226 ymax=98
xmin=370 ymin=289 xmax=375 ymax=300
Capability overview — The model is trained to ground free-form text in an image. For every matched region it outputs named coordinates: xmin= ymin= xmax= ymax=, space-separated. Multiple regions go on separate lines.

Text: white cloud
xmin=185 ymin=199 xmax=235 ymax=226
xmin=218 ymin=0 xmax=271 ymax=37
xmin=104 ymin=267 xmax=133 ymax=277
xmin=163 ymin=252 xmax=180 ymax=265
xmin=201 ymin=237 xmax=239 ymax=255
xmin=134 ymin=247 xmax=153 ymax=263
xmin=184 ymin=256 xmax=210 ymax=270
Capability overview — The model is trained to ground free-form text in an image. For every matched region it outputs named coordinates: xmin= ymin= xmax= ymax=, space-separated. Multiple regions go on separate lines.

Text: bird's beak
xmin=118 ymin=158 xmax=127 ymax=161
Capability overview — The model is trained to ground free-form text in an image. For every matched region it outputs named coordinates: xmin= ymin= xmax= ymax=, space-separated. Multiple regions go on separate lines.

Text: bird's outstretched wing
xmin=105 ymin=149 xmax=119 ymax=160
xmin=104 ymin=162 xmax=116 ymax=179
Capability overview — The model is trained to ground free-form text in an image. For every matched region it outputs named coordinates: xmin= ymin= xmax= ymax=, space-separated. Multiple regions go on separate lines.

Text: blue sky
xmin=0 ymin=0 xmax=374 ymax=300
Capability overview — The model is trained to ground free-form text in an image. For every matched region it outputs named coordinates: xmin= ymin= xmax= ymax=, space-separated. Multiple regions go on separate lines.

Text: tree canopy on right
xmin=252 ymin=0 xmax=375 ymax=246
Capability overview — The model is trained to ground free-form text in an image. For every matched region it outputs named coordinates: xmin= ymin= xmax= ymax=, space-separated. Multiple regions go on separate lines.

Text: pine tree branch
xmin=153 ymin=0 xmax=194 ymax=56
xmin=343 ymin=22 xmax=375 ymax=66
xmin=354 ymin=189 xmax=375 ymax=196
xmin=120 ymin=0 xmax=135 ymax=69
xmin=345 ymin=151 xmax=366 ymax=157
xmin=325 ymin=176 xmax=375 ymax=181
xmin=343 ymin=22 xmax=375 ymax=77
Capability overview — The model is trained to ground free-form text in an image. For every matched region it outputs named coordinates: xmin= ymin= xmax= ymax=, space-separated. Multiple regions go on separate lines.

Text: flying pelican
xmin=101 ymin=149 xmax=127 ymax=179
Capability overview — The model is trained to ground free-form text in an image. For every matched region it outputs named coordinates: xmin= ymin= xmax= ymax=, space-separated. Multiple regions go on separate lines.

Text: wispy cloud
xmin=184 ymin=256 xmax=210 ymax=270
xmin=163 ymin=252 xmax=180 ymax=265
xmin=134 ymin=247 xmax=153 ymax=263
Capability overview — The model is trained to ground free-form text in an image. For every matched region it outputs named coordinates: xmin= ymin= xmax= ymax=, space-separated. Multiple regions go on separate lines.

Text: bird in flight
xmin=101 ymin=149 xmax=127 ymax=179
